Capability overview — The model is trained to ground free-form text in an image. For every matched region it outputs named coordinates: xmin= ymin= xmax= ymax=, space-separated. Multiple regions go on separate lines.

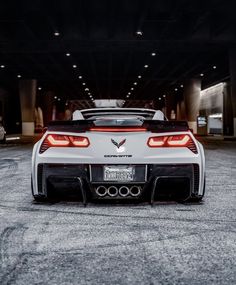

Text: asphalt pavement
xmin=0 ymin=138 xmax=235 ymax=285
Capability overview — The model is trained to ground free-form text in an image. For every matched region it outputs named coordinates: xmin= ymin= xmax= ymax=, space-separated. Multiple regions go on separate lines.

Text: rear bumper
xmin=33 ymin=163 xmax=203 ymax=203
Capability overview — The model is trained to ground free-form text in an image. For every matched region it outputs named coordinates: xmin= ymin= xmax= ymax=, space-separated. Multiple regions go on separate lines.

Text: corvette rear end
xmin=31 ymin=108 xmax=205 ymax=204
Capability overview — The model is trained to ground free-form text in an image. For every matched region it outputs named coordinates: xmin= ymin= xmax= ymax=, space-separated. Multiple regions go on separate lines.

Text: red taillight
xmin=39 ymin=134 xmax=90 ymax=153
xmin=47 ymin=135 xmax=70 ymax=146
xmin=147 ymin=134 xmax=197 ymax=153
xmin=69 ymin=136 xmax=90 ymax=147
xmin=166 ymin=135 xmax=190 ymax=146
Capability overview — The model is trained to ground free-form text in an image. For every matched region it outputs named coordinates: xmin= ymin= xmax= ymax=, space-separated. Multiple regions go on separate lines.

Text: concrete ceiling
xmin=0 ymin=0 xmax=234 ymax=103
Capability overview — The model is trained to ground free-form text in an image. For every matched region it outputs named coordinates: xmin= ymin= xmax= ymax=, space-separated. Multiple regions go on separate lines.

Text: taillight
xmin=147 ymin=134 xmax=197 ymax=153
xmin=69 ymin=136 xmax=90 ymax=147
xmin=47 ymin=135 xmax=70 ymax=146
xmin=39 ymin=134 xmax=90 ymax=154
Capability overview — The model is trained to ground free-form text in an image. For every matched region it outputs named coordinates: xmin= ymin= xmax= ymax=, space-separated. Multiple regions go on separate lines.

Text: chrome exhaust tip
xmin=130 ymin=186 xmax=141 ymax=197
xmin=96 ymin=186 xmax=107 ymax=197
xmin=119 ymin=186 xmax=130 ymax=197
xmin=107 ymin=186 xmax=119 ymax=197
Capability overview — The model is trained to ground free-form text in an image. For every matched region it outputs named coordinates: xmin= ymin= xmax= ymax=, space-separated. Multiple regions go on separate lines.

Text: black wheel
xmin=0 ymin=135 xmax=6 ymax=144
xmin=31 ymin=175 xmax=49 ymax=202
xmin=189 ymin=176 xmax=205 ymax=202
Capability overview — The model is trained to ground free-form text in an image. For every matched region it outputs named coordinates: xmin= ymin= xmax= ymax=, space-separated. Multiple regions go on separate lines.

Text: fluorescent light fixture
xmin=151 ymin=52 xmax=156 ymax=56
xmin=144 ymin=65 xmax=149 ymax=68
xmin=54 ymin=31 xmax=60 ymax=36
xmin=66 ymin=53 xmax=70 ymax=56
xmin=136 ymin=30 xmax=143 ymax=36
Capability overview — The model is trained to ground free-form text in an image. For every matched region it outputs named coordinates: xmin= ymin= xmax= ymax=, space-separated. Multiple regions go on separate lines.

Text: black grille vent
xmin=37 ymin=164 xmax=44 ymax=193
xmin=193 ymin=164 xmax=200 ymax=194
xmin=188 ymin=140 xmax=198 ymax=154
xmin=39 ymin=140 xmax=50 ymax=154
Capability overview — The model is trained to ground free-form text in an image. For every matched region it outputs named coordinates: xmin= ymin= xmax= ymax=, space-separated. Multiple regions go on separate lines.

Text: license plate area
xmin=90 ymin=165 xmax=147 ymax=183
xmin=104 ymin=166 xmax=134 ymax=181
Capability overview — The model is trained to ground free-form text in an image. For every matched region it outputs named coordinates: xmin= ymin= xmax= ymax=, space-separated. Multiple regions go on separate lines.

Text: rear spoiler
xmin=46 ymin=120 xmax=189 ymax=133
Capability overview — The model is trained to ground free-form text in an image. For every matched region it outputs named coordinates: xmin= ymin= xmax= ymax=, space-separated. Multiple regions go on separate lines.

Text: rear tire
xmin=189 ymin=176 xmax=205 ymax=202
xmin=0 ymin=135 xmax=6 ymax=144
xmin=31 ymin=175 xmax=49 ymax=202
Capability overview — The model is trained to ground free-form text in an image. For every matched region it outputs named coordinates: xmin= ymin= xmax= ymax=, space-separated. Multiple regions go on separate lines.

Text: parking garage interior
xmin=0 ymin=0 xmax=236 ymax=137
xmin=0 ymin=1 xmax=236 ymax=285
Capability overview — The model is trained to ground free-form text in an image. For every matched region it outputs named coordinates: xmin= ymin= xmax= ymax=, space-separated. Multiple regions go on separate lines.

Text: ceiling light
xmin=126 ymin=95 xmax=130 ymax=98
xmin=78 ymin=75 xmax=82 ymax=79
xmin=58 ymin=98 xmax=61 ymax=101
xmin=138 ymin=75 xmax=142 ymax=79
xmin=158 ymin=97 xmax=161 ymax=100
xmin=17 ymin=74 xmax=21 ymax=78
xmin=128 ymin=92 xmax=131 ymax=95
xmin=38 ymin=87 xmax=42 ymax=90
xmin=85 ymin=88 xmax=89 ymax=91
xmin=151 ymin=52 xmax=156 ymax=56
xmin=136 ymin=30 xmax=143 ymax=36
xmin=213 ymin=65 xmax=216 ymax=69
xmin=73 ymin=65 xmax=77 ymax=68
xmin=54 ymin=31 xmax=60 ymax=36
xmin=144 ymin=65 xmax=149 ymax=68
xmin=131 ymin=87 xmax=134 ymax=90
xmin=88 ymin=92 xmax=91 ymax=95
xmin=133 ymin=82 xmax=137 ymax=85
xmin=54 ymin=96 xmax=57 ymax=99
xmin=66 ymin=53 xmax=71 ymax=57
xmin=175 ymin=88 xmax=178 ymax=91
xmin=180 ymin=84 xmax=184 ymax=88
xmin=82 ymin=82 xmax=86 ymax=85
xmin=0 ymin=65 xmax=5 ymax=68
xmin=200 ymin=73 xmax=204 ymax=77
xmin=163 ymin=94 xmax=166 ymax=98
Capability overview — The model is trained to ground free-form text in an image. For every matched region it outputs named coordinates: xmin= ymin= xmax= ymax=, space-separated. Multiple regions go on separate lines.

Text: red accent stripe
xmin=89 ymin=127 xmax=147 ymax=132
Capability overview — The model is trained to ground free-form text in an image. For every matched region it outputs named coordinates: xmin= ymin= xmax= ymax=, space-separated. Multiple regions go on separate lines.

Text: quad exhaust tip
xmin=119 ymin=186 xmax=130 ymax=197
xmin=107 ymin=186 xmax=119 ymax=197
xmin=96 ymin=186 xmax=107 ymax=197
xmin=96 ymin=185 xmax=142 ymax=197
xmin=130 ymin=186 xmax=141 ymax=197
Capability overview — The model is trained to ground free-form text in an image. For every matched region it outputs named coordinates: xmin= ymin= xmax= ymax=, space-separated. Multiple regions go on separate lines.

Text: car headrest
xmin=72 ymin=110 xmax=84 ymax=120
xmin=152 ymin=110 xmax=165 ymax=120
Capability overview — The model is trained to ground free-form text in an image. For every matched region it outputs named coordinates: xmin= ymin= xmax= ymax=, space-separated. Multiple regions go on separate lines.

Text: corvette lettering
xmin=104 ymin=155 xmax=132 ymax=158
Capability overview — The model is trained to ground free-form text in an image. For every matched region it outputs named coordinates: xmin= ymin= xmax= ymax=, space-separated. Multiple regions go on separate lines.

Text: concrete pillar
xmin=166 ymin=94 xmax=177 ymax=120
xmin=229 ymin=49 xmax=236 ymax=136
xmin=42 ymin=91 xmax=55 ymax=126
xmin=183 ymin=79 xmax=201 ymax=133
xmin=19 ymin=80 xmax=37 ymax=136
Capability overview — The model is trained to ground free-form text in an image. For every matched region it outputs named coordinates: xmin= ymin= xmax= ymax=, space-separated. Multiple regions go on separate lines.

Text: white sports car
xmin=31 ymin=108 xmax=205 ymax=204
